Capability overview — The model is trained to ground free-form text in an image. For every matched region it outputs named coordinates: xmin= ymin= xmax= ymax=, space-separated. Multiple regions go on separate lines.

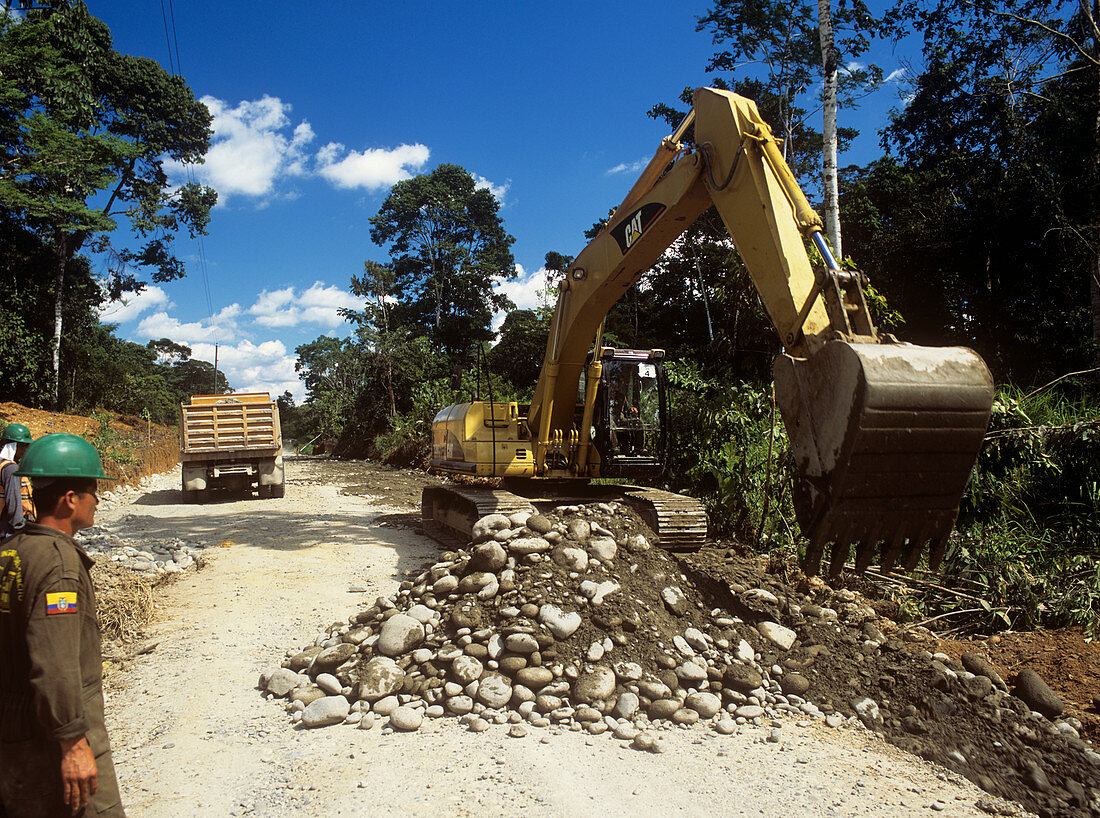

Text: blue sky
xmin=90 ymin=1 xmax=913 ymax=401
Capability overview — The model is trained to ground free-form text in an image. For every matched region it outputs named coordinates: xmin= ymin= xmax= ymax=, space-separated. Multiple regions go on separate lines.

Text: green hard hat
xmin=15 ymin=433 xmax=111 ymax=480
xmin=1 ymin=423 xmax=33 ymax=444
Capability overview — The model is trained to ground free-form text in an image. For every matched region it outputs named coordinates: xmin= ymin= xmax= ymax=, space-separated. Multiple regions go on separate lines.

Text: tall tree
xmin=294 ymin=336 xmax=366 ymax=443
xmin=882 ymin=0 xmax=1100 ymax=373
xmin=697 ymin=0 xmax=883 ymax=256
xmin=817 ymin=0 xmax=841 ymax=256
xmin=368 ymin=164 xmax=516 ymax=357
xmin=0 ymin=1 xmax=216 ymax=408
xmin=488 ymin=309 xmax=551 ymax=398
xmin=344 ymin=260 xmax=399 ymax=416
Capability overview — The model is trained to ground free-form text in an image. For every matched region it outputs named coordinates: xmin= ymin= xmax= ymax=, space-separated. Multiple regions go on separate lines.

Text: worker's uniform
xmin=0 ymin=459 xmax=35 ymax=540
xmin=0 ymin=524 xmax=124 ymax=817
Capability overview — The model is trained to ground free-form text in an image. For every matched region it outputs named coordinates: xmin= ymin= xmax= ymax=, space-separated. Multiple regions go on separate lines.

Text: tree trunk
xmin=1091 ymin=256 xmax=1100 ymax=365
xmin=1093 ymin=0 xmax=1100 ymax=366
xmin=691 ymin=250 xmax=714 ymax=343
xmin=818 ymin=0 xmax=842 ymax=259
xmin=49 ymin=240 xmax=67 ymax=411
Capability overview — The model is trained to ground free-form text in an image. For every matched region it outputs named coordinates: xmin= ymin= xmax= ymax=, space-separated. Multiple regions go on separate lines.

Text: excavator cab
xmin=587 ymin=348 xmax=667 ymax=479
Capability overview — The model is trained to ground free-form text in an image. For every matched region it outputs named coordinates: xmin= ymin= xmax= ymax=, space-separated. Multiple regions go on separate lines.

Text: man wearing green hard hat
xmin=0 ymin=422 xmax=36 ymax=540
xmin=0 ymin=434 xmax=125 ymax=817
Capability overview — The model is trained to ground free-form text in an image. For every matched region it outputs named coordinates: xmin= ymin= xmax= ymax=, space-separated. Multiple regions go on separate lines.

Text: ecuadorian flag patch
xmin=45 ymin=591 xmax=77 ymax=615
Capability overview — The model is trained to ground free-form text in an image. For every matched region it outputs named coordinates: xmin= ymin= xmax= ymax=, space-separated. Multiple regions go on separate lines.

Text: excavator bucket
xmin=773 ymin=341 xmax=994 ymax=576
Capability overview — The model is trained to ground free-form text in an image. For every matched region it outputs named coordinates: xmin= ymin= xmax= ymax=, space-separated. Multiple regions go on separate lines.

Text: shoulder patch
xmin=45 ymin=591 xmax=77 ymax=615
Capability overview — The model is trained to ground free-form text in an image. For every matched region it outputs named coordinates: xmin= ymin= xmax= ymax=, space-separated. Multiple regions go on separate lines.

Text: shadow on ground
xmin=110 ymin=507 xmax=436 ymax=585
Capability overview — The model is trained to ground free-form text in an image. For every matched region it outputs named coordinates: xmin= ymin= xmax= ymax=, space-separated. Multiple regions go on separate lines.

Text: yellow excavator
xmin=424 ymin=87 xmax=994 ymax=576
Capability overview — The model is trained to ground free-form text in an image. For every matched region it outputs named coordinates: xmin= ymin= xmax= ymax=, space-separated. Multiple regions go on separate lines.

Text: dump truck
xmin=180 ymin=392 xmax=285 ymax=502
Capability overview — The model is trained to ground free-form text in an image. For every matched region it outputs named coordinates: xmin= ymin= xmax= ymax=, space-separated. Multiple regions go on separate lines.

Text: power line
xmin=158 ymin=0 xmax=218 ymax=348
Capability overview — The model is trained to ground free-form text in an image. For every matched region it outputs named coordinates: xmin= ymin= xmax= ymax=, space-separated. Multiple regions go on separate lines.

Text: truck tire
xmin=271 ymin=481 xmax=285 ymax=498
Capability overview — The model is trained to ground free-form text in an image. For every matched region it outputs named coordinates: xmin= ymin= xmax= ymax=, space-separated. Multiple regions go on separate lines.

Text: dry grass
xmin=93 ymin=557 xmax=158 ymax=643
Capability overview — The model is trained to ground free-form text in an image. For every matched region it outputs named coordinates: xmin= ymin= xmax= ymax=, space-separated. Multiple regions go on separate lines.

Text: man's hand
xmin=59 ymin=735 xmax=97 ymax=813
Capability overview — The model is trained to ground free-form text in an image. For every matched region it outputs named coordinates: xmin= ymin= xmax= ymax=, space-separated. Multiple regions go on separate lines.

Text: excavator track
xmin=422 ymin=485 xmax=536 ymax=549
xmin=421 ymin=484 xmax=709 ymax=551
xmin=619 ymin=487 xmax=709 ymax=551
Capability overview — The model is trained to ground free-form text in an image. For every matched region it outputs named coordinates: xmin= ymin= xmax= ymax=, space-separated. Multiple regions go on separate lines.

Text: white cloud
xmin=98 ymin=286 xmax=170 ymax=324
xmin=885 ymin=68 xmax=907 ymax=84
xmin=316 ymin=142 xmax=430 ymax=190
xmin=172 ymin=95 xmax=315 ymax=201
xmin=607 ymin=158 xmax=648 ymax=176
xmin=475 ymin=174 xmax=510 ymax=202
xmin=491 ymin=264 xmax=554 ymax=331
xmin=167 ymin=93 xmax=443 ymax=202
xmin=249 ymin=282 xmax=366 ymax=328
xmin=188 ymin=339 xmax=303 ymax=402
xmin=134 ymin=303 xmax=242 ymax=344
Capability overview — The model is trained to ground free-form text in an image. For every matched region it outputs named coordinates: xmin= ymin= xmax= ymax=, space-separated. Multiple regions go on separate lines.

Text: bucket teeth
xmin=804 ymin=536 xmax=827 ymax=577
xmin=928 ymin=535 xmax=949 ymax=571
xmin=880 ymin=534 xmax=905 ymax=574
xmin=774 ymin=341 xmax=994 ymax=578
xmin=902 ymin=538 xmax=925 ymax=571
xmin=854 ymin=539 xmax=878 ymax=573
xmin=827 ymin=538 xmax=850 ymax=577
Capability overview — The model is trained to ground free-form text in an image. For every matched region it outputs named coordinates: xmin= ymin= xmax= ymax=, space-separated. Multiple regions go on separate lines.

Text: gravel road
xmin=95 ymin=457 xmax=1009 ymax=817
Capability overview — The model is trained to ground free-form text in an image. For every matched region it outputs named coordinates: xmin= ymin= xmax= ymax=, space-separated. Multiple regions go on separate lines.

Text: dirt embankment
xmin=0 ymin=401 xmax=179 ymax=487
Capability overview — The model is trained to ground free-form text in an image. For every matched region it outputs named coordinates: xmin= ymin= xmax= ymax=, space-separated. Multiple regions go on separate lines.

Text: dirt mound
xmin=938 ymin=630 xmax=1100 ymax=744
xmin=263 ymin=476 xmax=1100 ymax=817
xmin=0 ymin=401 xmax=178 ymax=488
xmin=685 ymin=549 xmax=1100 ymax=818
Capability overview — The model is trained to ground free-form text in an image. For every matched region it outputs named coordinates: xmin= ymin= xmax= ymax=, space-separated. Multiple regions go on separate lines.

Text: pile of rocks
xmin=79 ymin=524 xmax=206 ymax=577
xmin=260 ymin=501 xmax=848 ymax=749
xmin=261 ymin=498 xmax=1100 ymax=816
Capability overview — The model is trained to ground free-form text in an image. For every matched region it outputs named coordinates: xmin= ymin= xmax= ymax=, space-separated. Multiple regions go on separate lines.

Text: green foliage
xmin=845 ymin=0 xmax=1100 ymax=384
xmin=0 ymin=217 xmax=225 ymax=420
xmin=0 ymin=0 xmax=216 ymax=406
xmin=89 ymin=410 xmax=138 ymax=466
xmin=487 ymin=310 xmax=550 ymax=401
xmin=294 ymin=335 xmax=365 ymax=444
xmin=368 ymin=164 xmax=516 ymax=356
xmin=664 ymin=359 xmax=797 ymax=545
xmin=0 ymin=1 xmax=216 ymax=278
xmin=931 ymin=382 xmax=1100 ymax=637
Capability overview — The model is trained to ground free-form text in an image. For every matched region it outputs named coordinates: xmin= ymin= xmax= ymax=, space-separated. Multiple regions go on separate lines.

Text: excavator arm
xmin=528 ymin=89 xmax=832 ymax=441
xmin=525 ymin=87 xmax=994 ymax=574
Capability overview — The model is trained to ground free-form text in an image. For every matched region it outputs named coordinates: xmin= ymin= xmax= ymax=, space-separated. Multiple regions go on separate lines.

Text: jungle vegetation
xmin=1 ymin=0 xmax=1097 ymax=634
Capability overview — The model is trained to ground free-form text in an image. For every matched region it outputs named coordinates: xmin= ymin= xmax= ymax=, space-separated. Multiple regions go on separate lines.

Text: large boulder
xmin=358 ymin=657 xmax=406 ymax=702
xmin=377 ymin=614 xmax=425 ymax=656
xmin=539 ymin=604 xmax=581 ymax=640
xmin=263 ymin=667 xmax=308 ymax=697
xmin=468 ymin=541 xmax=507 ymax=573
xmin=301 ymin=695 xmax=349 ymax=728
xmin=572 ymin=667 xmax=616 ymax=704
xmin=477 ymin=673 xmax=513 ymax=709
xmin=1013 ymin=669 xmax=1064 ymax=719
xmin=311 ymin=643 xmax=356 ymax=673
xmin=471 ymin=514 xmax=510 ymax=543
